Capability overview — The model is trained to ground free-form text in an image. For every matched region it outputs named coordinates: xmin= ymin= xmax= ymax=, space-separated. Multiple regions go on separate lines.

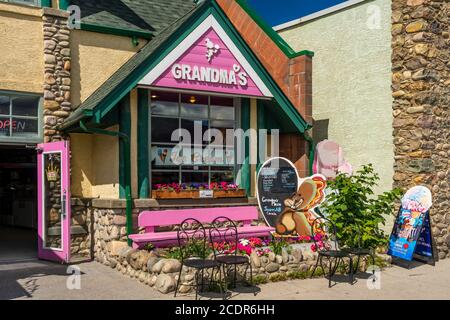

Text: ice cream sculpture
xmin=313 ymin=140 xmax=352 ymax=179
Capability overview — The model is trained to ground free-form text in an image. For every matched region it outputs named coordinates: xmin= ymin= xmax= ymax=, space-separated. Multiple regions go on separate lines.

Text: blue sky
xmin=246 ymin=0 xmax=348 ymax=27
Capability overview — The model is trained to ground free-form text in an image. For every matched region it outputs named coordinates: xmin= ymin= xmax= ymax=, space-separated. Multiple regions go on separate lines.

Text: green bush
xmin=322 ymin=164 xmax=402 ymax=249
xmin=161 ymin=239 xmax=212 ymax=260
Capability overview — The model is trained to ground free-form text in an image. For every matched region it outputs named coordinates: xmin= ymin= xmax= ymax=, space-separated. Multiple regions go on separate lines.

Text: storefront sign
xmin=139 ymin=18 xmax=272 ymax=97
xmin=388 ymin=186 xmax=433 ymax=262
xmin=171 ymin=63 xmax=248 ymax=87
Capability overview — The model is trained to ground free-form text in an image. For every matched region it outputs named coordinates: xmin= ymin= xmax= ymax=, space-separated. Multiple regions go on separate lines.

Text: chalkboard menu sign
xmin=257 ymin=157 xmax=299 ymax=228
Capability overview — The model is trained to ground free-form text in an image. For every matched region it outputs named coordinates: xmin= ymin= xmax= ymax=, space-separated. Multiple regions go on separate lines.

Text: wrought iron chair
xmin=341 ymin=223 xmax=376 ymax=279
xmin=310 ymin=215 xmax=354 ymax=288
xmin=209 ymin=216 xmax=254 ymax=297
xmin=174 ymin=218 xmax=222 ymax=300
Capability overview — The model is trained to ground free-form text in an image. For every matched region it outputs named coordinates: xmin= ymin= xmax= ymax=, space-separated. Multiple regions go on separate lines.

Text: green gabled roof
xmin=62 ymin=0 xmax=311 ymax=133
xmin=62 ymin=1 xmax=206 ymax=129
xmin=64 ymin=0 xmax=197 ymax=38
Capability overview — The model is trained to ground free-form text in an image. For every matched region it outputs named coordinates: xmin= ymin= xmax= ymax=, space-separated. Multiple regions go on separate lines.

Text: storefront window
xmin=150 ymin=91 xmax=236 ymax=188
xmin=0 ymin=92 xmax=42 ymax=141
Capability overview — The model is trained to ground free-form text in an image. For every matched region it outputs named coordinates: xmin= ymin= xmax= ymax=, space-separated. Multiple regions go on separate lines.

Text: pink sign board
xmin=152 ymin=28 xmax=265 ymax=97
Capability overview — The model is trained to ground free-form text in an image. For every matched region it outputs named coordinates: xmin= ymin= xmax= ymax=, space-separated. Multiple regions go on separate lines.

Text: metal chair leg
xmin=310 ymin=254 xmax=321 ymax=278
xmin=222 ymin=264 xmax=228 ymax=300
xmin=233 ymin=264 xmax=237 ymax=288
xmin=174 ymin=263 xmax=183 ymax=298
xmin=194 ymin=269 xmax=200 ymax=300
xmin=349 ymin=256 xmax=354 ymax=284
xmin=328 ymin=258 xmax=333 ymax=288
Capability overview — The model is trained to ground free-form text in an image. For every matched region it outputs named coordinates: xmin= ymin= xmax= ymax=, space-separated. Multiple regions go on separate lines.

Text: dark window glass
xmin=210 ymin=105 xmax=235 ymax=120
xmin=181 ymin=94 xmax=208 ymax=119
xmin=12 ymin=96 xmax=40 ymax=117
xmin=181 ymin=171 xmax=209 ymax=185
xmin=151 ymin=117 xmax=179 ymax=143
xmin=0 ymin=116 xmax=11 ymax=136
xmin=150 ymin=91 xmax=179 ymax=116
xmin=152 ymin=171 xmax=180 ymax=186
xmin=180 ymin=119 xmax=208 ymax=144
xmin=11 ymin=118 xmax=38 ymax=136
xmin=210 ymin=96 xmax=234 ymax=120
xmin=211 ymin=172 xmax=234 ymax=183
xmin=0 ymin=96 xmax=9 ymax=115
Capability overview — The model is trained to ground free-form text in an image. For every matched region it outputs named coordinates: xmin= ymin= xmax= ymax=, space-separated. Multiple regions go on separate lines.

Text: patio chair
xmin=209 ymin=216 xmax=254 ymax=297
xmin=309 ymin=215 xmax=354 ymax=288
xmin=341 ymin=223 xmax=376 ymax=280
xmin=174 ymin=218 xmax=223 ymax=300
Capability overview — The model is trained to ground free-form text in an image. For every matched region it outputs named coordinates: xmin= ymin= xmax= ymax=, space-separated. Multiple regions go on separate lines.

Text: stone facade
xmin=42 ymin=8 xmax=71 ymax=142
xmin=392 ymin=0 xmax=449 ymax=259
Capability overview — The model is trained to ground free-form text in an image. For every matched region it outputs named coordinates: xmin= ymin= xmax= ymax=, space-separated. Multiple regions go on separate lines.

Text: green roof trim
xmin=59 ymin=0 xmax=69 ymax=10
xmin=41 ymin=0 xmax=52 ymax=8
xmin=235 ymin=0 xmax=314 ymax=58
xmin=80 ymin=22 xmax=153 ymax=39
xmin=61 ymin=0 xmax=311 ymax=134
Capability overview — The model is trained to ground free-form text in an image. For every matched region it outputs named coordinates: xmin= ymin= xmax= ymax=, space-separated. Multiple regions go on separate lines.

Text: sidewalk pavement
xmin=1 ymin=258 xmax=449 ymax=300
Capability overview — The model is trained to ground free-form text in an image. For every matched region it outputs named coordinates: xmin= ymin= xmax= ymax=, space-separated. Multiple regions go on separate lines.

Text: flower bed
xmin=151 ymin=182 xmax=246 ymax=199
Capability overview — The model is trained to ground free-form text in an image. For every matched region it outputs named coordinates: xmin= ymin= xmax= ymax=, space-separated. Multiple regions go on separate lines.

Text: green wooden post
xmin=240 ymin=98 xmax=251 ymax=196
xmin=119 ymin=94 xmax=131 ymax=199
xmin=137 ymin=89 xmax=150 ymax=198
xmin=257 ymin=100 xmax=266 ymax=173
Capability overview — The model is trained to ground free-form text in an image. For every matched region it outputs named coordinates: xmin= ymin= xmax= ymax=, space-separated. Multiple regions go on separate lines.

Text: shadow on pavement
xmin=0 ymin=259 xmax=83 ymax=300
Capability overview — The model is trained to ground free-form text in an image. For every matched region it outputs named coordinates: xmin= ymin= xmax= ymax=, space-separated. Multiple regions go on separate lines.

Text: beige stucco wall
xmin=70 ymin=30 xmax=146 ymax=106
xmin=70 ymin=125 xmax=120 ymax=199
xmin=278 ymin=0 xmax=394 ymax=197
xmin=0 ymin=3 xmax=43 ymax=93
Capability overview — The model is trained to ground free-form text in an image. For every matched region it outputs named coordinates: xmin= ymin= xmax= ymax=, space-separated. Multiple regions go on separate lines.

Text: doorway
xmin=0 ymin=146 xmax=37 ymax=262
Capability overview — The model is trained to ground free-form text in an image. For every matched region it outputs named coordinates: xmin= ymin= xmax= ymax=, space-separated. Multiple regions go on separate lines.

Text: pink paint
xmin=37 ymin=141 xmax=71 ymax=263
xmin=152 ymin=28 xmax=264 ymax=97
xmin=129 ymin=206 xmax=275 ymax=248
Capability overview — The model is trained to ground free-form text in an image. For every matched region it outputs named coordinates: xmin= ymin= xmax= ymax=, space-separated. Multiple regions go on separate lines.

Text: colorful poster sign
xmin=257 ymin=157 xmax=327 ymax=237
xmin=313 ymin=140 xmax=352 ymax=179
xmin=388 ymin=186 xmax=433 ymax=261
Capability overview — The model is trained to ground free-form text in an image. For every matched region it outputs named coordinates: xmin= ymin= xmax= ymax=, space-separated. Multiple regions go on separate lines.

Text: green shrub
xmin=161 ymin=239 xmax=212 ymax=261
xmin=251 ymin=274 xmax=268 ymax=285
xmin=269 ymin=238 xmax=291 ymax=256
xmin=322 ymin=164 xmax=402 ymax=249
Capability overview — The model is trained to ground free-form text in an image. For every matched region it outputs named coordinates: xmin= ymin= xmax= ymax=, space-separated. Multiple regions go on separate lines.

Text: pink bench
xmin=129 ymin=206 xmax=275 ymax=249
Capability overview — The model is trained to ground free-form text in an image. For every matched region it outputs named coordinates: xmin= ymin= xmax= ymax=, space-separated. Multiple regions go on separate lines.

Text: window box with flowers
xmin=151 ymin=182 xmax=246 ymax=199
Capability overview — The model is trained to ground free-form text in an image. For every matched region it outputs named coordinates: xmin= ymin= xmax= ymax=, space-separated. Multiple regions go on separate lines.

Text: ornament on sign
xmin=205 ymin=38 xmax=220 ymax=62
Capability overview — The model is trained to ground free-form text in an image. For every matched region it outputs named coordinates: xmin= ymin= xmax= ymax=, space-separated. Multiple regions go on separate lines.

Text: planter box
xmin=151 ymin=189 xmax=246 ymax=199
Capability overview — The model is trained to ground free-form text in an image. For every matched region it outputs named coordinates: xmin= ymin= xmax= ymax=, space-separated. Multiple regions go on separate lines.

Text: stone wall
xmin=392 ymin=0 xmax=449 ymax=259
xmin=42 ymin=7 xmax=71 ymax=142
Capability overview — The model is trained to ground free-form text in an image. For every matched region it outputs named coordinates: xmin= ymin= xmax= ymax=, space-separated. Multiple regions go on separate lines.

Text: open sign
xmin=0 ymin=119 xmax=26 ymax=131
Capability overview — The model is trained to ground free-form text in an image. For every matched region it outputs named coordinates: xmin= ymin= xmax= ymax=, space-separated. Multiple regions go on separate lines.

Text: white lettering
xmin=172 ymin=64 xmax=182 ymax=79
xmin=171 ymin=63 xmax=249 ymax=87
